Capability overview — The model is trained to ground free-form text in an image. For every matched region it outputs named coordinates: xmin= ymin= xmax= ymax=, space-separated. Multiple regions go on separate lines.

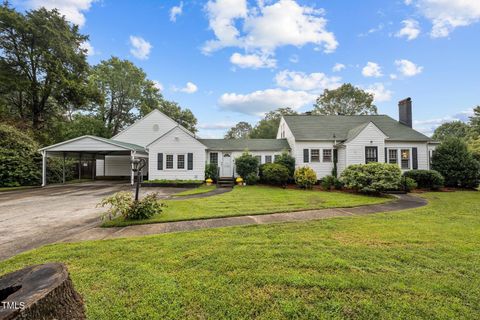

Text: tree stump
xmin=0 ymin=263 xmax=86 ymax=320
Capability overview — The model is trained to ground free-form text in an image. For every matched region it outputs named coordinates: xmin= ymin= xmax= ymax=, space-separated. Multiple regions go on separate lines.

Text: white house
xmin=39 ymin=98 xmax=437 ymax=186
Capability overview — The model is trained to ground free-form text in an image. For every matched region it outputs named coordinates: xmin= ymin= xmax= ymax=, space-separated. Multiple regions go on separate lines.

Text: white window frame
xmin=322 ymin=149 xmax=332 ymax=163
xmin=177 ymin=154 xmax=186 ymax=170
xmin=400 ymin=148 xmax=411 ymax=170
xmin=311 ymin=149 xmax=320 ymax=162
xmin=165 ymin=154 xmax=174 ymax=170
xmin=209 ymin=152 xmax=218 ymax=166
xmin=388 ymin=149 xmax=398 ymax=165
xmin=265 ymin=155 xmax=273 ymax=164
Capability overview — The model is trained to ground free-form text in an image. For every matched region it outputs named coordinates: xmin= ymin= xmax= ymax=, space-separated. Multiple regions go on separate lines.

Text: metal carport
xmin=38 ymin=135 xmax=148 ymax=186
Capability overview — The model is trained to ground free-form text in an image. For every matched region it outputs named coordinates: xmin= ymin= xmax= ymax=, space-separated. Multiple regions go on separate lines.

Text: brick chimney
xmin=398 ymin=97 xmax=412 ymax=128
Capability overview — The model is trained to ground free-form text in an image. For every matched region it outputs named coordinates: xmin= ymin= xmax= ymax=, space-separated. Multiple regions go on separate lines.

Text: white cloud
xmin=79 ymin=41 xmax=94 ymax=56
xmin=25 ymin=0 xmax=96 ymax=27
xmin=365 ymin=83 xmax=393 ymax=102
xmin=275 ymin=70 xmax=341 ymax=92
xmin=332 ymin=63 xmax=345 ymax=72
xmin=203 ymin=0 xmax=338 ymax=59
xmin=396 ymin=19 xmax=421 ymax=40
xmin=390 ymin=73 xmax=398 ymax=80
xmin=174 ymin=82 xmax=198 ymax=94
xmin=170 ymin=2 xmax=183 ymax=22
xmin=129 ymin=36 xmax=152 ymax=60
xmin=289 ymin=54 xmax=299 ymax=63
xmin=406 ymin=0 xmax=480 ymax=37
xmin=152 ymin=80 xmax=164 ymax=92
xmin=414 ymin=109 xmax=473 ymax=135
xmin=362 ymin=62 xmax=383 ymax=78
xmin=218 ymin=88 xmax=315 ymax=116
xmin=395 ymin=59 xmax=423 ymax=77
xmin=230 ymin=52 xmax=276 ymax=69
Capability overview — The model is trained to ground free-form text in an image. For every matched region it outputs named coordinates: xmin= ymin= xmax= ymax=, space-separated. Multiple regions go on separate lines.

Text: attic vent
xmin=153 ymin=124 xmax=159 ymax=132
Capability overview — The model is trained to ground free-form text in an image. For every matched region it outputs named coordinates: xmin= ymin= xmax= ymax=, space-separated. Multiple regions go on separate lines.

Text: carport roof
xmin=39 ymin=135 xmax=147 ymax=154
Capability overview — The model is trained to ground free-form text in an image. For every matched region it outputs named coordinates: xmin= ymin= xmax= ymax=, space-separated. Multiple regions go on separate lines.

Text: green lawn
xmin=103 ymin=186 xmax=389 ymax=227
xmin=1 ymin=191 xmax=478 ymax=319
xmin=173 ymin=184 xmax=217 ymax=197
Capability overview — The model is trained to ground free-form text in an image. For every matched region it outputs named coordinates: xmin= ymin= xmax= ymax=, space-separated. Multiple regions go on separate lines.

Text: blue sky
xmin=12 ymin=0 xmax=480 ymax=137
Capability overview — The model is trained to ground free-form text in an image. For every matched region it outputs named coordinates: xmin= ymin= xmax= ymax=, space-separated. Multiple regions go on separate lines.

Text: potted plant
xmin=205 ymin=178 xmax=213 ymax=186
xmin=236 ymin=177 xmax=244 ymax=186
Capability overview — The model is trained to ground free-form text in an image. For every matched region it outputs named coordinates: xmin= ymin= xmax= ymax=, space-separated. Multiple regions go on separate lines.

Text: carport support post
xmin=130 ymin=151 xmax=135 ymax=186
xmin=62 ymin=152 xmax=66 ymax=184
xmin=41 ymin=151 xmax=47 ymax=187
xmin=78 ymin=152 xmax=82 ymax=180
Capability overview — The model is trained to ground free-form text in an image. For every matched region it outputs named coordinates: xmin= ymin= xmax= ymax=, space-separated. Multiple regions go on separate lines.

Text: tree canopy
xmin=432 ymin=121 xmax=470 ymax=142
xmin=224 ymin=121 xmax=252 ymax=139
xmin=312 ymin=83 xmax=378 ymax=115
xmin=250 ymin=107 xmax=298 ymax=138
xmin=0 ymin=4 xmax=94 ymax=134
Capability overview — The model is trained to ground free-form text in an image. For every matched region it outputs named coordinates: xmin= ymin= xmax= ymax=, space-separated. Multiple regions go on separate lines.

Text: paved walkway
xmin=61 ymin=194 xmax=427 ymax=243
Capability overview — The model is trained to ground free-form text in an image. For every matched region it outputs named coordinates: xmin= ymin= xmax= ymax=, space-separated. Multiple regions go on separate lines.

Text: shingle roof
xmin=283 ymin=115 xmax=431 ymax=142
xmin=198 ymin=139 xmax=290 ymax=151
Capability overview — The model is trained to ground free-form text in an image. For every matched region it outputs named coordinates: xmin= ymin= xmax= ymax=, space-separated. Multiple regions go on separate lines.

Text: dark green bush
xmin=321 ymin=175 xmax=336 ymax=191
xmin=403 ymin=170 xmax=444 ymax=190
xmin=340 ymin=163 xmax=402 ymax=194
xmin=261 ymin=163 xmax=289 ymax=186
xmin=205 ymin=163 xmax=219 ymax=182
xmin=274 ymin=151 xmax=295 ymax=179
xmin=245 ymin=172 xmax=259 ymax=185
xmin=0 ymin=123 xmax=41 ymax=187
xmin=128 ymin=193 xmax=165 ymax=220
xmin=235 ymin=151 xmax=259 ymax=179
xmin=432 ymin=137 xmax=480 ymax=188
xmin=404 ymin=177 xmax=418 ymax=192
xmin=294 ymin=166 xmax=317 ymax=189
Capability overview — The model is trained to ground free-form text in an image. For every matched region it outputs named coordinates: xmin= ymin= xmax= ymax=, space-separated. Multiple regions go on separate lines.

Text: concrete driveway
xmin=0 ymin=181 xmax=181 ymax=261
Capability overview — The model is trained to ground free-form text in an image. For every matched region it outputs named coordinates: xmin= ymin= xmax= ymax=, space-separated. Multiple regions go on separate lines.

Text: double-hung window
xmin=255 ymin=155 xmax=262 ymax=164
xmin=166 ymin=154 xmax=174 ymax=169
xmin=388 ymin=149 xmax=398 ymax=164
xmin=311 ymin=149 xmax=320 ymax=162
xmin=177 ymin=154 xmax=185 ymax=169
xmin=265 ymin=155 xmax=272 ymax=164
xmin=323 ymin=149 xmax=332 ymax=162
xmin=365 ymin=147 xmax=378 ymax=163
xmin=209 ymin=152 xmax=218 ymax=165
xmin=401 ymin=149 xmax=410 ymax=169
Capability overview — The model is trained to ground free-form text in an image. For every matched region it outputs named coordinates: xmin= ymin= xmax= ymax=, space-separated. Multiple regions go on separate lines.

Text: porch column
xmin=130 ymin=151 xmax=135 ymax=185
xmin=78 ymin=152 xmax=82 ymax=180
xmin=62 ymin=152 xmax=66 ymax=184
xmin=41 ymin=151 xmax=47 ymax=187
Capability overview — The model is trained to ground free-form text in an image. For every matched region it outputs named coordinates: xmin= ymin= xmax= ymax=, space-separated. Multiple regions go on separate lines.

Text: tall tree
xmin=432 ymin=121 xmax=470 ymax=142
xmin=312 ymin=83 xmax=378 ymax=115
xmin=142 ymin=99 xmax=198 ymax=134
xmin=469 ymin=105 xmax=480 ymax=139
xmin=225 ymin=121 xmax=252 ymax=139
xmin=0 ymin=4 xmax=92 ymax=131
xmin=250 ymin=107 xmax=297 ymax=139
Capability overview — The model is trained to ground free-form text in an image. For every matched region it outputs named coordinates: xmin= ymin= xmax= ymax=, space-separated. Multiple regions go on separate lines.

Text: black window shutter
xmin=187 ymin=153 xmax=193 ymax=170
xmin=412 ymin=147 xmax=418 ymax=169
xmin=157 ymin=153 xmax=163 ymax=170
xmin=303 ymin=149 xmax=309 ymax=163
xmin=385 ymin=148 xmax=387 ymax=163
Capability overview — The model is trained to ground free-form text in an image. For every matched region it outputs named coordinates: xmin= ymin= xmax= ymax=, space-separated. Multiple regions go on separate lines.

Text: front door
xmin=221 ymin=153 xmax=232 ymax=177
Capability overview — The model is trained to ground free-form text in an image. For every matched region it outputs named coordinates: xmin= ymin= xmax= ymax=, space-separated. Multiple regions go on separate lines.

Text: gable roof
xmin=39 ymin=135 xmax=146 ymax=153
xmin=283 ymin=115 xmax=431 ymax=142
xmin=198 ymin=139 xmax=290 ymax=151
xmin=146 ymin=125 xmax=205 ymax=148
xmin=344 ymin=121 xmax=388 ymax=143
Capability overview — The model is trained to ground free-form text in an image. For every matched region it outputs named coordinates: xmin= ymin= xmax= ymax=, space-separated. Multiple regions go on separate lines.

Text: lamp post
xmin=131 ymin=158 xmax=146 ymax=201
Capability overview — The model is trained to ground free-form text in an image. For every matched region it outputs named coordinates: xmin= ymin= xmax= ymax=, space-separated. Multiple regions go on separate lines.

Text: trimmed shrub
xmin=0 ymin=123 xmax=41 ymax=187
xmin=321 ymin=175 xmax=336 ymax=191
xmin=205 ymin=163 xmax=219 ymax=182
xmin=235 ymin=151 xmax=259 ymax=179
xmin=245 ymin=172 xmax=259 ymax=185
xmin=294 ymin=167 xmax=317 ymax=189
xmin=404 ymin=177 xmax=418 ymax=192
xmin=261 ymin=163 xmax=289 ymax=186
xmin=432 ymin=137 xmax=480 ymax=188
xmin=274 ymin=151 xmax=295 ymax=179
xmin=99 ymin=191 xmax=165 ymax=221
xmin=403 ymin=170 xmax=444 ymax=190
xmin=340 ymin=162 xmax=402 ymax=194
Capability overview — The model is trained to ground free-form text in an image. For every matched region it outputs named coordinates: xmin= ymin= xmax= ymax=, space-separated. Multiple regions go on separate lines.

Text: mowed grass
xmin=103 ymin=185 xmax=389 ymax=227
xmin=172 ymin=184 xmax=217 ymax=197
xmin=1 ymin=192 xmax=479 ymax=319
